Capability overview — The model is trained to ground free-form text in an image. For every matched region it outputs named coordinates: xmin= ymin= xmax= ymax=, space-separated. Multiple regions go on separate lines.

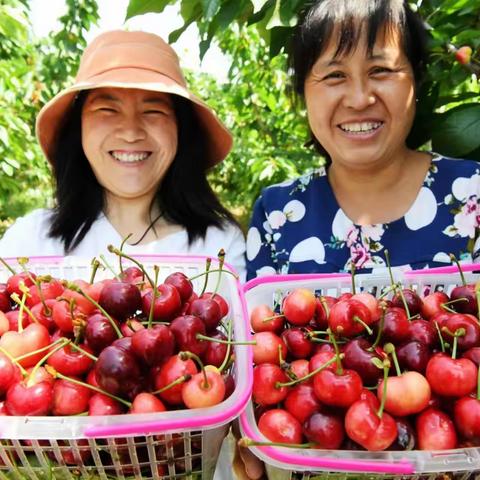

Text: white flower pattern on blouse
xmin=246 ymin=155 xmax=480 ymax=279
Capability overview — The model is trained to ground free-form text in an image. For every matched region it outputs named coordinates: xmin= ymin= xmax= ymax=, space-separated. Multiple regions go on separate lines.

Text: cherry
xmin=120 ymin=318 xmax=144 ymax=337
xmin=85 ymin=312 xmax=120 ymax=354
xmin=328 ymin=298 xmax=372 ymax=337
xmin=25 ymin=278 xmax=64 ymax=308
xmin=282 ymin=288 xmax=316 ymax=326
xmin=46 ymin=342 xmax=95 ymax=377
xmin=182 ymin=368 xmax=225 ymax=408
xmin=88 ymin=392 xmax=124 ymax=415
xmin=201 ymin=292 xmax=229 ymax=318
xmin=421 ymin=291 xmax=450 ymax=319
xmin=313 ymin=367 xmax=363 ymax=408
xmin=0 ymin=352 xmax=22 ymax=395
xmin=377 ymin=370 xmax=431 ymax=416
xmin=391 ymin=288 xmax=423 ymax=317
xmin=426 ymin=352 xmax=477 ymax=397
xmin=5 ymin=309 xmax=29 ymax=331
xmin=250 ymin=304 xmax=284 ymax=334
xmin=51 ymin=299 xmax=85 ymax=333
xmin=95 ymin=345 xmax=142 ymax=399
xmin=396 ymin=341 xmax=431 ymax=373
xmin=382 ymin=307 xmax=410 ymax=343
xmin=203 ymin=330 xmax=228 ymax=368
xmin=406 ymin=319 xmax=436 ymax=347
xmin=188 ymin=297 xmax=222 ymax=332
xmin=6 ymin=380 xmax=53 ymax=416
xmin=141 ymin=283 xmax=182 ymax=321
xmin=443 ymin=314 xmax=480 ymax=351
xmin=131 ymin=324 xmax=175 ymax=366
xmin=6 ymin=271 xmax=36 ymax=297
xmin=284 ymin=384 xmax=321 ymax=423
xmin=252 ymin=363 xmax=289 ymax=406
xmin=119 ymin=266 xmax=144 ymax=285
xmin=351 ymin=292 xmax=382 ymax=322
xmin=0 ymin=283 xmax=10 ymax=312
xmin=170 ymin=314 xmax=208 ymax=357
xmin=258 ymin=409 xmax=303 ymax=444
xmin=450 ymin=284 xmax=477 ymax=315
xmin=130 ymin=392 xmax=167 ymax=413
xmin=388 ymin=418 xmax=416 ymax=451
xmin=252 ymin=331 xmax=287 ymax=365
xmin=289 ymin=358 xmax=311 ymax=383
xmin=463 ymin=346 xmax=480 ymax=366
xmin=164 ymin=272 xmax=193 ymax=302
xmin=99 ymin=280 xmax=141 ymax=319
xmin=454 ymin=395 xmax=480 ymax=441
xmin=342 ymin=338 xmax=382 ymax=385
xmin=52 ymin=378 xmax=92 ymax=415
xmin=416 ymin=407 xmax=457 ymax=449
xmin=455 ymin=45 xmax=473 ymax=65
xmin=312 ymin=295 xmax=337 ymax=329
xmin=281 ymin=327 xmax=313 ymax=359
xmin=303 ymin=411 xmax=344 ymax=449
xmin=30 ymin=299 xmax=57 ymax=332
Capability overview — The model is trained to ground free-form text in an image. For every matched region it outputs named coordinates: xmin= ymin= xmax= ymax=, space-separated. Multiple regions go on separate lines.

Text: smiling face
xmin=304 ymin=25 xmax=416 ymax=171
xmin=81 ymin=87 xmax=178 ymax=204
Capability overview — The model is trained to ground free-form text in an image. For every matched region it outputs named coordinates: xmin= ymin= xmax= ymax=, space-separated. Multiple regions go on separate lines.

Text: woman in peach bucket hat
xmin=0 ymin=30 xmax=246 ymax=278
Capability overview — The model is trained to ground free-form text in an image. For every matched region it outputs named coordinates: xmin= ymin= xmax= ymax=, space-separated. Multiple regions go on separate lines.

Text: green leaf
xmin=432 ymin=105 xmax=480 ymax=157
xmin=125 ymin=0 xmax=173 ymax=19
xmin=202 ymin=0 xmax=220 ymax=20
xmin=0 ymin=126 xmax=9 ymax=147
xmin=269 ymin=26 xmax=291 ymax=56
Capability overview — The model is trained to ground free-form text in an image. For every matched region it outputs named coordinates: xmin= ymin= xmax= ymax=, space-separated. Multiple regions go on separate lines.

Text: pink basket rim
xmin=239 ymin=410 xmax=414 ymax=474
xmin=243 ymin=273 xmax=351 ymax=292
xmin=404 ymin=263 xmax=480 ymax=276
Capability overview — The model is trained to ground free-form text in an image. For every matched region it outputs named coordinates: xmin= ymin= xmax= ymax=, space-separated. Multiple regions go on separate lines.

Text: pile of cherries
xmin=247 ymin=270 xmax=480 ymax=453
xmin=0 ymin=254 xmax=235 ymax=468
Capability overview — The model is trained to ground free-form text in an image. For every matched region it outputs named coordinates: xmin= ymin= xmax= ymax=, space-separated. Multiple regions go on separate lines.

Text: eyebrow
xmin=87 ymin=93 xmax=173 ymax=107
xmin=321 ymin=52 xmax=388 ymax=68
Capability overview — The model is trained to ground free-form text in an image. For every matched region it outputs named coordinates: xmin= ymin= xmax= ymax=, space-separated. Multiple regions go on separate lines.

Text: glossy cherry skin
xmin=47 ymin=343 xmax=95 ymax=377
xmin=396 ymin=341 xmax=431 ymax=373
xmin=289 ymin=359 xmax=311 ymax=384
xmin=25 ymin=279 xmax=64 ymax=308
xmin=351 ymin=292 xmax=382 ymax=323
xmin=328 ymin=299 xmax=372 ymax=337
xmin=30 ymin=299 xmax=57 ymax=332
xmin=52 ymin=378 xmax=92 ymax=415
xmin=426 ymin=353 xmax=477 ymax=397
xmin=182 ymin=370 xmax=226 ymax=408
xmin=170 ymin=315 xmax=208 ymax=357
xmin=284 ymin=384 xmax=321 ymax=424
xmin=416 ymin=407 xmax=457 ymax=449
xmin=95 ymin=345 xmax=142 ymax=398
xmin=443 ymin=314 xmax=480 ymax=351
xmin=85 ymin=312 xmax=120 ymax=354
xmin=303 ymin=411 xmax=345 ymax=449
xmin=141 ymin=284 xmax=182 ymax=321
xmin=250 ymin=304 xmax=284 ymax=334
xmin=454 ymin=396 xmax=480 ymax=440
xmin=450 ymin=284 xmax=477 ymax=315
xmin=463 ymin=346 xmax=480 ymax=366
xmin=282 ymin=288 xmax=316 ymax=326
xmin=6 ymin=380 xmax=53 ymax=416
xmin=99 ymin=280 xmax=142 ymax=319
xmin=252 ymin=363 xmax=289 ymax=406
xmin=382 ymin=307 xmax=410 ymax=343
xmin=421 ymin=291 xmax=450 ymax=320
xmin=154 ymin=354 xmax=197 ymax=405
xmin=406 ymin=319 xmax=437 ymax=348
xmin=188 ymin=297 xmax=222 ymax=332
xmin=131 ymin=324 xmax=175 ymax=366
xmin=0 ymin=283 xmax=10 ymax=312
xmin=342 ymin=338 xmax=382 ymax=385
xmin=258 ymin=409 xmax=303 ymax=444
xmin=345 ymin=399 xmax=397 ymax=451
xmin=201 ymin=292 xmax=229 ymax=318
xmin=313 ymin=368 xmax=363 ymax=408
xmin=388 ymin=417 xmax=416 ymax=451
xmin=312 ymin=295 xmax=337 ymax=330
xmin=6 ymin=271 xmax=36 ymax=297
xmin=281 ymin=327 xmax=313 ymax=359
xmin=164 ymin=272 xmax=193 ymax=302
xmin=377 ymin=371 xmax=431 ymax=416
xmin=51 ymin=300 xmax=85 ymax=333
xmin=0 ymin=352 xmax=22 ymax=395
xmin=252 ymin=331 xmax=287 ymax=365
xmin=203 ymin=330 xmax=229 ymax=368
xmin=130 ymin=392 xmax=167 ymax=413
xmin=88 ymin=393 xmax=124 ymax=415
xmin=119 ymin=266 xmax=144 ymax=285
xmin=391 ymin=288 xmax=423 ymax=316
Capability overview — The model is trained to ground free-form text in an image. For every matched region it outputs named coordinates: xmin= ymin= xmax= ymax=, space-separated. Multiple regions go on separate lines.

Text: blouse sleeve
xmin=246 ymin=194 xmax=278 ymax=281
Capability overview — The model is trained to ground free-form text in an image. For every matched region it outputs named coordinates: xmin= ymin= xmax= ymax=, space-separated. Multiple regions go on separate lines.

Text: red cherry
xmin=0 ymin=283 xmax=11 ymax=312
xmin=130 ymin=392 xmax=167 ymax=413
xmin=252 ymin=331 xmax=287 ymax=365
xmin=170 ymin=315 xmax=208 ymax=357
xmin=391 ymin=288 xmax=423 ymax=316
xmin=382 ymin=307 xmax=410 ymax=343
xmin=188 ymin=297 xmax=222 ymax=332
xmin=312 ymin=295 xmax=337 ymax=329
xmin=164 ymin=272 xmax=193 ymax=302
xmin=455 ymin=46 xmax=473 ymax=65
xmin=25 ymin=279 xmax=64 ymax=308
xmin=416 ymin=407 xmax=457 ymax=449
xmin=443 ymin=314 xmax=480 ymax=351
xmin=6 ymin=380 xmax=53 ymax=416
xmin=284 ymin=384 xmax=321 ymax=423
xmin=250 ymin=304 xmax=284 ymax=333
xmin=313 ymin=368 xmax=363 ymax=408
xmin=282 ymin=288 xmax=316 ymax=326
xmin=131 ymin=324 xmax=175 ymax=366
xmin=421 ymin=291 xmax=450 ymax=319
xmin=99 ymin=280 xmax=141 ymax=319
xmin=52 ymin=378 xmax=92 ymax=415
xmin=141 ymin=283 xmax=182 ymax=321
xmin=281 ymin=327 xmax=313 ymax=359
xmin=328 ymin=299 xmax=372 ymax=337
xmin=252 ymin=363 xmax=289 ymax=406
xmin=303 ymin=411 xmax=344 ymax=449
xmin=6 ymin=271 xmax=36 ymax=297
xmin=258 ymin=409 xmax=303 ymax=444
xmin=47 ymin=343 xmax=94 ymax=377
xmin=201 ymin=292 xmax=229 ymax=318
xmin=182 ymin=369 xmax=226 ymax=408
xmin=88 ymin=393 xmax=124 ymax=415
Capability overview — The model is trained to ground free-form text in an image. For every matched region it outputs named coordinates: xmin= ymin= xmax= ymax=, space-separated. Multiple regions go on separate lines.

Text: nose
xmin=115 ymin=114 xmax=147 ymax=142
xmin=343 ymin=78 xmax=376 ymax=110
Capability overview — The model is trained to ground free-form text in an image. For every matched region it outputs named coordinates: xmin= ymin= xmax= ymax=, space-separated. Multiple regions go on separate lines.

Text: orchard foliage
xmin=127 ymin=0 xmax=480 ymax=225
xmin=0 ymin=0 xmax=98 ymax=233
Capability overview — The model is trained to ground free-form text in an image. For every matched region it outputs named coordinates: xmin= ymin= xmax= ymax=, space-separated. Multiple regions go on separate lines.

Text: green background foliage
xmin=0 ymin=0 xmax=479 ymax=235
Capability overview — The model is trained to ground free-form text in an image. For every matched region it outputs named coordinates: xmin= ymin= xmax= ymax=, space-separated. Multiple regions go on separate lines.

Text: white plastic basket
xmin=241 ymin=268 xmax=480 ymax=480
xmin=0 ymin=254 xmax=253 ymax=480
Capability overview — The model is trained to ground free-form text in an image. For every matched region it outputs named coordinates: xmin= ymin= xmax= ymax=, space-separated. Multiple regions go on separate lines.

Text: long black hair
xmin=48 ymin=91 xmax=237 ymax=253
xmin=288 ymin=0 xmax=429 ymax=158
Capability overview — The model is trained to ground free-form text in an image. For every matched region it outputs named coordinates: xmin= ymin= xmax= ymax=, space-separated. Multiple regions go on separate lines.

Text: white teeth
xmin=111 ymin=151 xmax=150 ymax=163
xmin=340 ymin=122 xmax=382 ymax=133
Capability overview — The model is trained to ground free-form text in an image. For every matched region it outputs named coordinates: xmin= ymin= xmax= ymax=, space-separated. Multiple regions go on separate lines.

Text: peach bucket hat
xmin=36 ymin=30 xmax=232 ymax=166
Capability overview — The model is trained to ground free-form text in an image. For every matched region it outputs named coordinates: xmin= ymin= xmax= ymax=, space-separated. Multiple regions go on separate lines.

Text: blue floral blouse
xmin=246 ymin=154 xmax=480 ymax=280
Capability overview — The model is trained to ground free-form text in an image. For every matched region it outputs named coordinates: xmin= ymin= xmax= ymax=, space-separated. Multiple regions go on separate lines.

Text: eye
xmin=370 ymin=66 xmax=393 ymax=75
xmin=322 ymin=71 xmax=345 ymax=81
xmin=144 ymin=109 xmax=169 ymax=115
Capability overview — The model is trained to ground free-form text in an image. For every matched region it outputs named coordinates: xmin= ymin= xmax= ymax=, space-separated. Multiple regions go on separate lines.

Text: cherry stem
xmin=433 ymin=321 xmax=446 ymax=352
xmin=148 ymin=265 xmax=160 ymax=329
xmin=152 ymin=374 xmax=191 ymax=395
xmin=309 ymin=337 xmax=346 ymax=344
xmin=10 ymin=292 xmax=39 ymax=325
xmin=262 ymin=314 xmax=285 ymax=323
xmin=27 ymin=339 xmax=69 ymax=387
xmin=179 ymin=351 xmax=209 ymax=389
xmin=0 ymin=347 xmax=28 ymax=376
xmin=188 ymin=268 xmax=239 ymax=284
xmin=15 ymin=291 xmax=27 ymax=333
xmin=64 ymin=282 xmax=123 ymax=339
xmin=99 ymin=254 xmax=120 ymax=281
xmin=30 ymin=276 xmax=51 ymax=314
xmin=383 ymin=343 xmax=401 ymax=376
xmin=370 ymin=305 xmax=387 ymax=350
xmin=350 ymin=262 xmax=357 ymax=295
xmin=318 ymin=296 xmax=330 ymax=318
xmin=119 ymin=234 xmax=134 ymax=275
xmin=278 ymin=344 xmax=285 ymax=366
xmin=107 ymin=246 xmax=152 ymax=286
xmin=352 ymin=315 xmax=373 ymax=335
xmin=238 ymin=438 xmax=314 ymax=449
xmin=326 ymin=328 xmax=343 ymax=375
xmin=212 ymin=249 xmax=225 ymax=296
xmin=218 ymin=318 xmax=233 ymax=373
xmin=68 ymin=342 xmax=98 ymax=362
xmin=0 ymin=257 xmax=16 ymax=275
xmin=199 ymin=258 xmax=212 ymax=297
xmin=450 ymin=253 xmax=467 ymax=286
xmin=275 ymin=355 xmax=341 ymax=388
xmin=45 ymin=365 xmax=132 ymax=407
xmin=195 ymin=333 xmax=256 ymax=346
xmin=14 ymin=337 xmax=65 ymax=362
xmin=89 ymin=257 xmax=102 ymax=284
xmin=384 ymin=249 xmax=395 ymax=287
xmin=451 ymin=329 xmax=465 ymax=360
xmin=377 ymin=359 xmax=391 ymax=418
xmin=378 ymin=285 xmax=397 ymax=300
